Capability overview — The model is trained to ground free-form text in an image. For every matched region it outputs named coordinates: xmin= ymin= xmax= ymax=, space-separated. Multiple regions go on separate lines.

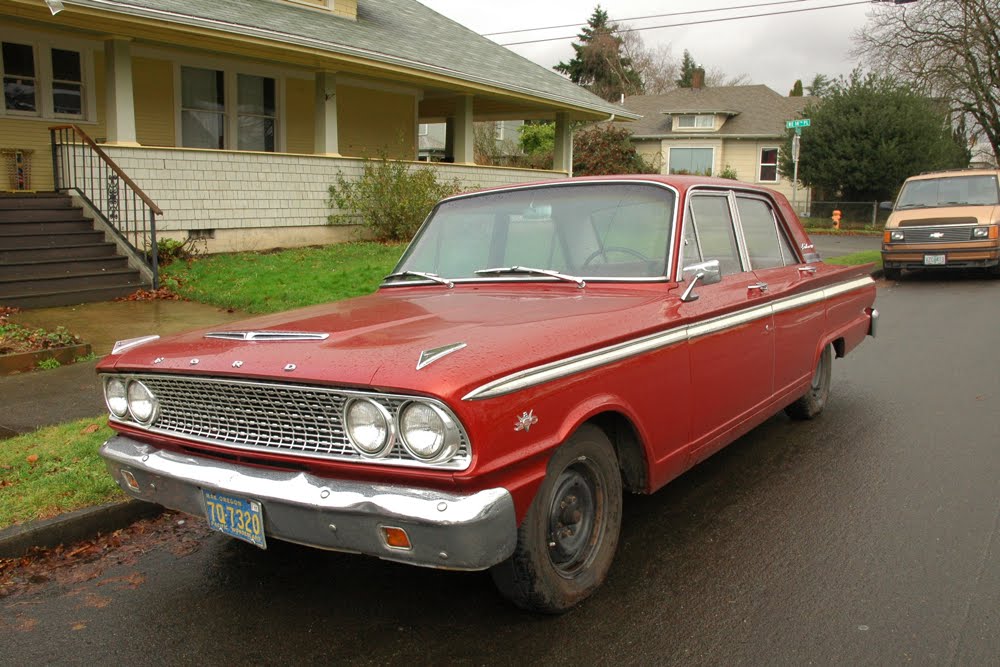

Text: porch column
xmin=104 ymin=38 xmax=139 ymax=146
xmin=314 ymin=71 xmax=340 ymax=156
xmin=452 ymin=95 xmax=474 ymax=165
xmin=553 ymin=112 xmax=572 ymax=175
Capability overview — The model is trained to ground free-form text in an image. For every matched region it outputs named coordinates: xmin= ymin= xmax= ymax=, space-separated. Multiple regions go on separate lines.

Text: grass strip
xmin=162 ymin=242 xmax=405 ymax=314
xmin=825 ymin=250 xmax=882 ymax=267
xmin=0 ymin=417 xmax=122 ymax=530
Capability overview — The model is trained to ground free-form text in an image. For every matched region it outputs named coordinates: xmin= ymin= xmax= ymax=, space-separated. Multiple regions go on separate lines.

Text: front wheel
xmin=785 ymin=344 xmax=832 ymax=420
xmin=490 ymin=424 xmax=622 ymax=613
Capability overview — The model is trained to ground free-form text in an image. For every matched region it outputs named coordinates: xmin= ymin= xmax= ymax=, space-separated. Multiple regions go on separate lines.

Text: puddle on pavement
xmin=9 ymin=301 xmax=247 ymax=356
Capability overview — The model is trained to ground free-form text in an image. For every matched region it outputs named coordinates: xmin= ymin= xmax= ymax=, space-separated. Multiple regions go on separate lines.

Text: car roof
xmin=907 ymin=168 xmax=1000 ymax=181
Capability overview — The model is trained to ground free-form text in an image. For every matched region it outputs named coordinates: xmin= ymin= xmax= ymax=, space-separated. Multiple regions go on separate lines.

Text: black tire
xmin=490 ymin=424 xmax=623 ymax=613
xmin=883 ymin=267 xmax=902 ymax=280
xmin=785 ymin=344 xmax=832 ymax=420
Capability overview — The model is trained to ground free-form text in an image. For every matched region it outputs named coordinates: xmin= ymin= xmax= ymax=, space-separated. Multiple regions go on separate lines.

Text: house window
xmin=182 ymin=68 xmax=277 ymax=151
xmin=677 ymin=114 xmax=714 ymax=129
xmin=237 ymin=74 xmax=275 ymax=152
xmin=2 ymin=41 xmax=86 ymax=118
xmin=759 ymin=148 xmax=779 ymax=182
xmin=418 ymin=123 xmax=429 ymax=136
xmin=669 ymin=147 xmax=714 ymax=176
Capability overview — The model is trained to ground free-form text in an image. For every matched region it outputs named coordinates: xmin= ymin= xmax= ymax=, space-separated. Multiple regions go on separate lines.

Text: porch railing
xmin=49 ymin=125 xmax=162 ymax=289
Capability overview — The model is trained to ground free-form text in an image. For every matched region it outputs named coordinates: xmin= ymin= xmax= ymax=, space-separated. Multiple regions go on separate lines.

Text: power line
xmin=482 ymin=0 xmax=824 ymax=37
xmin=498 ymin=1 xmax=873 ymax=47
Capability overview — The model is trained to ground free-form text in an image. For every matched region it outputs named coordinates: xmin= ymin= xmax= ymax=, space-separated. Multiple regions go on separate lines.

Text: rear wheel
xmin=785 ymin=344 xmax=832 ymax=420
xmin=490 ymin=424 xmax=622 ymax=613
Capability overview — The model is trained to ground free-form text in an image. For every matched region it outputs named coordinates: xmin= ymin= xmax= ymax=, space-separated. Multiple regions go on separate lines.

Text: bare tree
xmin=705 ymin=68 xmax=751 ymax=87
xmin=620 ymin=31 xmax=677 ymax=95
xmin=853 ymin=0 xmax=1000 ymax=162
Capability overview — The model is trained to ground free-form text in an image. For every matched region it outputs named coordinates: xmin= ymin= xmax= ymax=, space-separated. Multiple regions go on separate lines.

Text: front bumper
xmin=100 ymin=435 xmax=517 ymax=571
xmin=882 ymin=243 xmax=1000 ymax=270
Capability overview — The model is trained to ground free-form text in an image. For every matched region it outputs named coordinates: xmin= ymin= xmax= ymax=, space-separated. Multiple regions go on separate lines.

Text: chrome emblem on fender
xmin=930 ymin=232 xmax=944 ymax=239
xmin=232 ymin=360 xmax=244 ymax=368
xmin=284 ymin=363 xmax=297 ymax=372
xmin=416 ymin=342 xmax=467 ymax=370
xmin=515 ymin=410 xmax=539 ymax=432
xmin=189 ymin=358 xmax=199 ymax=365
xmin=153 ymin=357 xmax=163 ymax=364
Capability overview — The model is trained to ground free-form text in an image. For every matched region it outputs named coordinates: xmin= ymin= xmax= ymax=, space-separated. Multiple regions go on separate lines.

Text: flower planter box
xmin=0 ymin=342 xmax=92 ymax=375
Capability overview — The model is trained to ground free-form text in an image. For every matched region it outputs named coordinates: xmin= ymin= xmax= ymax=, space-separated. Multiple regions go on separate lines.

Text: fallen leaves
xmin=80 ymin=424 xmax=101 ymax=435
xmin=115 ymin=287 xmax=180 ymax=302
xmin=25 ymin=454 xmax=38 ymax=465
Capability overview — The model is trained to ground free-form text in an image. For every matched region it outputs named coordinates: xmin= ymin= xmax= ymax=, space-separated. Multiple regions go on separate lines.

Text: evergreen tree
xmin=789 ymin=79 xmax=804 ymax=97
xmin=675 ymin=50 xmax=700 ymax=88
xmin=554 ymin=5 xmax=644 ymax=102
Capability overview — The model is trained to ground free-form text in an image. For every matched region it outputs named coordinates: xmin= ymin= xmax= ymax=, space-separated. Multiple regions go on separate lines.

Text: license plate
xmin=924 ymin=254 xmax=946 ymax=265
xmin=203 ymin=490 xmax=266 ymax=549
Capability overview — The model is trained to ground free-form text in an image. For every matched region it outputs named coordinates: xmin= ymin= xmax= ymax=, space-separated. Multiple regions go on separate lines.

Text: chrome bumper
xmin=100 ymin=435 xmax=517 ymax=571
xmin=869 ymin=308 xmax=879 ymax=338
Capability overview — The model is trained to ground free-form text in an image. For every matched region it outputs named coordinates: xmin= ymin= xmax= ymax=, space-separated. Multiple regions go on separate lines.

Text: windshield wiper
xmin=383 ymin=271 xmax=454 ymax=288
xmin=474 ymin=266 xmax=586 ymax=288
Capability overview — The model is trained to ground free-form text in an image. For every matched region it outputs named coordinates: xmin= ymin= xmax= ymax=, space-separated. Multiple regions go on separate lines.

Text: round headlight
xmin=399 ymin=402 xmax=458 ymax=462
xmin=126 ymin=380 xmax=158 ymax=424
xmin=345 ymin=398 xmax=393 ymax=457
xmin=105 ymin=377 xmax=129 ymax=418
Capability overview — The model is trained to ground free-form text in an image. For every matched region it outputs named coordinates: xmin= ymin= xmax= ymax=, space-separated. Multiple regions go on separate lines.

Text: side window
xmin=689 ymin=195 xmax=742 ymax=275
xmin=735 ymin=196 xmax=799 ymax=268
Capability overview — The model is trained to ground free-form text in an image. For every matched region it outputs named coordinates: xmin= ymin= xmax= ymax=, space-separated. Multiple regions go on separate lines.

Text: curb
xmin=0 ymin=499 xmax=163 ymax=558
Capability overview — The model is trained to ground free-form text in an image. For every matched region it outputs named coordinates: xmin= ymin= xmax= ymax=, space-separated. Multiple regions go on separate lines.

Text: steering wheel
xmin=582 ymin=246 xmax=651 ymax=267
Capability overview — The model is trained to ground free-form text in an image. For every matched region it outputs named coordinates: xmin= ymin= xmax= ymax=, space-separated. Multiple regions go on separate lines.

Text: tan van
xmin=881 ymin=169 xmax=1000 ymax=279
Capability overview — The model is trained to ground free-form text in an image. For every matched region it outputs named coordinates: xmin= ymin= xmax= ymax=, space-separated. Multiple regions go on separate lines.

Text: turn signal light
xmin=883 ymin=230 xmax=891 ymax=243
xmin=121 ymin=470 xmax=139 ymax=491
xmin=381 ymin=526 xmax=412 ymax=550
xmin=991 ymin=226 xmax=999 ymax=240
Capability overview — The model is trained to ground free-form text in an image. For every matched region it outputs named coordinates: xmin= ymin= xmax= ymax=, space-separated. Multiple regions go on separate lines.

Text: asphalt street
xmin=4 ymin=272 xmax=1000 ymax=666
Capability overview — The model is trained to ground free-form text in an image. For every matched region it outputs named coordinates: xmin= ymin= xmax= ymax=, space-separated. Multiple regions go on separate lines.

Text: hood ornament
xmin=416 ymin=343 xmax=467 ymax=370
xmin=205 ymin=331 xmax=329 ymax=342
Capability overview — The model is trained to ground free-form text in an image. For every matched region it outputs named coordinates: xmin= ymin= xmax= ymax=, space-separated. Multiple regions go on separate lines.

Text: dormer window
xmin=677 ymin=114 xmax=714 ymax=129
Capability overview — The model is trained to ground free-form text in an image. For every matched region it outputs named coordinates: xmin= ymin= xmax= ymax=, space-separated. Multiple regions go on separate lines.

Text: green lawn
xmin=163 ymin=242 xmax=406 ymax=314
xmin=0 ymin=417 xmax=123 ymax=530
xmin=825 ymin=250 xmax=882 ymax=267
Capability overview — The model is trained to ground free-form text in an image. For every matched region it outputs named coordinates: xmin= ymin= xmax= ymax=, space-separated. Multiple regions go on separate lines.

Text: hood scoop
xmin=204 ymin=331 xmax=330 ymax=342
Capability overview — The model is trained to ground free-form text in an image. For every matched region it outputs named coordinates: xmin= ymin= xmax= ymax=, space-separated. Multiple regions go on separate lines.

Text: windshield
xmin=896 ymin=175 xmax=1000 ymax=209
xmin=392 ymin=182 xmax=675 ymax=282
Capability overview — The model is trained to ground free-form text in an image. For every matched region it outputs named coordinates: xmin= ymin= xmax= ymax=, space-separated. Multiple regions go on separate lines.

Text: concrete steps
xmin=0 ymin=193 xmax=147 ymax=308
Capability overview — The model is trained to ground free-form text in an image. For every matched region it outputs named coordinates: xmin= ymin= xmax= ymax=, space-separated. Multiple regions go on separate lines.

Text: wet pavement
xmin=810 ymin=232 xmax=881 ymax=259
xmin=0 ymin=300 xmax=245 ymax=438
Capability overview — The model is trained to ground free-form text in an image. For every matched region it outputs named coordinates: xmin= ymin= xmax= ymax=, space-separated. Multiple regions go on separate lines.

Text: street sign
xmin=792 ymin=133 xmax=801 ymax=161
xmin=786 ymin=119 xmax=811 ymax=129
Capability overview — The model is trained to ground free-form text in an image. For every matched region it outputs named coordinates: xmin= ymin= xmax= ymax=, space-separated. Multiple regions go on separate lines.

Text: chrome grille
xmin=892 ymin=225 xmax=974 ymax=244
xmin=107 ymin=374 xmax=471 ymax=470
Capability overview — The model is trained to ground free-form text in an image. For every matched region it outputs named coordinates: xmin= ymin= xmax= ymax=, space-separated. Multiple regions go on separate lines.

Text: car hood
xmin=889 ymin=203 xmax=1000 ymax=226
xmin=103 ymin=285 xmax=677 ymax=402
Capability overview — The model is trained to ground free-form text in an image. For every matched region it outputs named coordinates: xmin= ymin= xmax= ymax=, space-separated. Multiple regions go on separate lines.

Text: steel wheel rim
xmin=546 ymin=460 xmax=605 ymax=577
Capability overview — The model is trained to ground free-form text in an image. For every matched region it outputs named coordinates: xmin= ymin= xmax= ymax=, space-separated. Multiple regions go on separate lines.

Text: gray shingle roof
xmin=613 ymin=85 xmax=811 ymax=138
xmin=71 ymin=0 xmax=639 ymax=120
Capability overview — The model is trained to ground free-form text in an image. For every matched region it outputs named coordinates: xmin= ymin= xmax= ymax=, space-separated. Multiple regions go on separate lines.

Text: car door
xmin=733 ymin=194 xmax=827 ymax=396
xmin=679 ymin=191 xmax=774 ymax=461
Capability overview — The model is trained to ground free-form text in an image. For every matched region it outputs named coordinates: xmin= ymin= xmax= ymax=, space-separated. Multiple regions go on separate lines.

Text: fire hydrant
xmin=831 ymin=209 xmax=842 ymax=230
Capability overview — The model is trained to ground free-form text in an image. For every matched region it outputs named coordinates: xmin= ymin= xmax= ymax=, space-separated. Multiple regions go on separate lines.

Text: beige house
xmin=614 ymin=81 xmax=811 ymax=208
xmin=0 ymin=0 xmax=637 ymax=256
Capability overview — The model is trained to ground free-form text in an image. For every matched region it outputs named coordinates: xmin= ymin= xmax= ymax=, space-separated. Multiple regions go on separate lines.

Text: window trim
xmin=758 ymin=146 xmax=779 ymax=183
xmin=0 ymin=28 xmax=96 ymax=123
xmin=675 ymin=114 xmax=715 ymax=131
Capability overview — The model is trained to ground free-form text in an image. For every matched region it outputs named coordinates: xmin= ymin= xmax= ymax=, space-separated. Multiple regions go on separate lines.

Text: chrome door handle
xmin=747 ymin=282 xmax=768 ymax=293
xmin=798 ymin=265 xmax=818 ymax=275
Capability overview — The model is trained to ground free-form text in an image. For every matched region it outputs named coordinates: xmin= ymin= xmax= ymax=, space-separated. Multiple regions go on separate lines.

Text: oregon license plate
xmin=203 ymin=490 xmax=266 ymax=549
xmin=924 ymin=254 xmax=946 ymax=265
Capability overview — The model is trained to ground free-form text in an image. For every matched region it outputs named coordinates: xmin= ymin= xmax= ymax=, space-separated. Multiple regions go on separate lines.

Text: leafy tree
xmin=518 ymin=122 xmax=555 ymax=156
xmin=789 ymin=80 xmax=804 ymax=97
xmin=573 ymin=125 xmax=654 ymax=176
xmin=554 ymin=5 xmax=643 ymax=102
xmin=805 ymin=73 xmax=831 ymax=97
xmin=778 ymin=71 xmax=970 ymax=201
xmin=854 ymin=0 xmax=1000 ymax=163
xmin=675 ymin=50 xmax=700 ymax=88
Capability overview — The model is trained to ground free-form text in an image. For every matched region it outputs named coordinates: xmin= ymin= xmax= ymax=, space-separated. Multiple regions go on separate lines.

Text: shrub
xmin=328 ymin=156 xmax=462 ymax=242
xmin=718 ymin=164 xmax=738 ymax=180
xmin=154 ymin=237 xmax=204 ymax=266
xmin=572 ymin=125 xmax=655 ymax=176
xmin=36 ymin=358 xmax=61 ymax=370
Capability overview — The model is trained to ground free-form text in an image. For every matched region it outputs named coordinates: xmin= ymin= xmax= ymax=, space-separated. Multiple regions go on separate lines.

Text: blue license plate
xmin=203 ymin=490 xmax=266 ymax=549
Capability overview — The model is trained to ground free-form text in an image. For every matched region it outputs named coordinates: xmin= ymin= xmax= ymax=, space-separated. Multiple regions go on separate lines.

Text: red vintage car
xmin=97 ymin=175 xmax=877 ymax=613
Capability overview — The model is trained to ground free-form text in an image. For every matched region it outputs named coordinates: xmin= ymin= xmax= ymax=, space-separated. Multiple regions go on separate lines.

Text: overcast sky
xmin=417 ymin=0 xmax=882 ymax=95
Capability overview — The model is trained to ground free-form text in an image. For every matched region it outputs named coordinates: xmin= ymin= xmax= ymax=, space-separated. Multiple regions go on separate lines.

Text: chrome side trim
xmin=100 ymin=435 xmax=517 ymax=571
xmin=416 ymin=342 xmax=468 ymax=370
xmin=463 ymin=275 xmax=875 ymax=401
xmin=204 ymin=331 xmax=330 ymax=341
xmin=111 ymin=335 xmax=160 ymax=355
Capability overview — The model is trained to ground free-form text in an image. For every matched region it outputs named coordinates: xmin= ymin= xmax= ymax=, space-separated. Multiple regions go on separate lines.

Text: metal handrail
xmin=49 ymin=124 xmax=161 ymax=288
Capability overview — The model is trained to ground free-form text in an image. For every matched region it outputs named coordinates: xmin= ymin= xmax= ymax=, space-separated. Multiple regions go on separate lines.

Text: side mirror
xmin=879 ymin=201 xmax=895 ymax=211
xmin=680 ymin=259 xmax=722 ymax=302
